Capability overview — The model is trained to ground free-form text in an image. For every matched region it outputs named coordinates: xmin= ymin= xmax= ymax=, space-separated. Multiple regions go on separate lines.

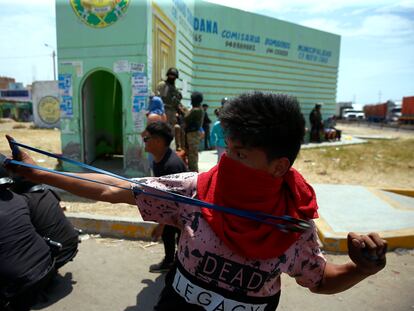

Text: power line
xmin=0 ymin=54 xmax=50 ymax=60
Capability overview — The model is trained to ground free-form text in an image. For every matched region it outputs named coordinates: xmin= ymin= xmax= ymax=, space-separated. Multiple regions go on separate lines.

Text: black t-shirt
xmin=22 ymin=190 xmax=79 ymax=260
xmin=0 ymin=190 xmax=52 ymax=294
xmin=153 ymin=148 xmax=187 ymax=177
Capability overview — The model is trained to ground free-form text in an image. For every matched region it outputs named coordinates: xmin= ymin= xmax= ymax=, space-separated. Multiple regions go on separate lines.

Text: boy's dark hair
xmin=219 ymin=92 xmax=305 ymax=165
xmin=145 ymin=121 xmax=174 ymax=146
xmin=191 ymin=92 xmax=203 ymax=107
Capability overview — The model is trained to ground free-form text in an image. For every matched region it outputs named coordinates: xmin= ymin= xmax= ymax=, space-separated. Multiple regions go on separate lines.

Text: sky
xmin=0 ymin=0 xmax=413 ymax=107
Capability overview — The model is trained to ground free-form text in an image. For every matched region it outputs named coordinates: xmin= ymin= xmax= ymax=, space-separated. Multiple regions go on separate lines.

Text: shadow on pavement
xmin=32 ymin=272 xmax=75 ymax=310
xmin=124 ymin=274 xmax=165 ymax=311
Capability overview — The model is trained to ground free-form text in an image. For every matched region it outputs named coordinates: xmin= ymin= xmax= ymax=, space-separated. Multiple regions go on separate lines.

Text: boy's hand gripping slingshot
xmin=3 ymin=137 xmax=311 ymax=233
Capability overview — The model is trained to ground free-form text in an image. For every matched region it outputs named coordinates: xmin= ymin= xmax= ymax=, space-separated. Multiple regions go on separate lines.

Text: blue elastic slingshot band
xmin=4 ymin=139 xmax=311 ymax=233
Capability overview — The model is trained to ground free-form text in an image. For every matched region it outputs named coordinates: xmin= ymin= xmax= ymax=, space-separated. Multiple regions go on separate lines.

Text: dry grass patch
xmin=295 ymin=138 xmax=414 ymax=188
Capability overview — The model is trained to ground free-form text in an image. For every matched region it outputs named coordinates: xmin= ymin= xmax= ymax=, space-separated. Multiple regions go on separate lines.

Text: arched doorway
xmin=81 ymin=70 xmax=123 ymax=165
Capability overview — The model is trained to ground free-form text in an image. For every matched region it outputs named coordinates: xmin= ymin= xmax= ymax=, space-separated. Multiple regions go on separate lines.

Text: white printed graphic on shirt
xmin=173 ymin=268 xmax=267 ymax=311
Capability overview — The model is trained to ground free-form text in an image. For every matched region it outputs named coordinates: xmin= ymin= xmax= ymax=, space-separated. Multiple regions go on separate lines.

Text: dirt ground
xmin=39 ymin=237 xmax=414 ymax=311
xmin=1 ymin=119 xmax=413 ymax=217
xmin=295 ymin=123 xmax=414 ymax=188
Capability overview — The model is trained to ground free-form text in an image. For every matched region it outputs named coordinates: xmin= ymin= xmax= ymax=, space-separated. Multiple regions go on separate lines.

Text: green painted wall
xmin=56 ymin=0 xmax=340 ymax=176
xmin=56 ymin=0 xmax=151 ymax=176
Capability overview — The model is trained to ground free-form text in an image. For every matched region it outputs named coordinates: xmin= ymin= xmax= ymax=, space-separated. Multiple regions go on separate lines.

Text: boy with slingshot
xmin=3 ymin=92 xmax=387 ymax=311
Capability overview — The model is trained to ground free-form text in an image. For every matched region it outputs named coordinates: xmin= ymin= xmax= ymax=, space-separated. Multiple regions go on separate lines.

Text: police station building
xmin=56 ymin=0 xmax=340 ymax=176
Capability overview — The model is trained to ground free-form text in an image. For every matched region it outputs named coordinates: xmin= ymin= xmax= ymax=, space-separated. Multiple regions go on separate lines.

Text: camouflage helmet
xmin=166 ymin=67 xmax=179 ymax=78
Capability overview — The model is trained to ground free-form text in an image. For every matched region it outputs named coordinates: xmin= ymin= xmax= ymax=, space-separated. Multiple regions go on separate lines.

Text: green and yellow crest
xmin=38 ymin=96 xmax=60 ymax=124
xmin=70 ymin=0 xmax=130 ymax=28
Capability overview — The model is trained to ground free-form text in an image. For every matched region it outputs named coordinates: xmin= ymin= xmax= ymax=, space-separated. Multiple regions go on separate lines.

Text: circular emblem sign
xmin=38 ymin=96 xmax=60 ymax=125
xmin=70 ymin=0 xmax=130 ymax=28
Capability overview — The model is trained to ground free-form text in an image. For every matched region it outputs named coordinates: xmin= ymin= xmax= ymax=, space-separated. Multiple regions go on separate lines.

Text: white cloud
xmin=0 ymin=0 xmax=53 ymax=5
xmin=355 ymin=14 xmax=414 ymax=37
xmin=375 ymin=0 xmax=414 ymax=13
xmin=299 ymin=18 xmax=343 ymax=34
xmin=300 ymin=13 xmax=414 ymax=40
xmin=204 ymin=0 xmax=406 ymax=14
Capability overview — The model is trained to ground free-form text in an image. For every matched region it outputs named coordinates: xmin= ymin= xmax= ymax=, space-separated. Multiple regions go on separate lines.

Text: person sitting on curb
xmin=4 ymin=92 xmax=387 ymax=311
xmin=141 ymin=121 xmax=187 ymax=273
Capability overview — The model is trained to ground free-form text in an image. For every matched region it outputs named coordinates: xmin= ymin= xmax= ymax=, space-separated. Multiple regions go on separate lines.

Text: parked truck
xmin=399 ymin=96 xmax=414 ymax=124
xmin=363 ymin=100 xmax=395 ymax=122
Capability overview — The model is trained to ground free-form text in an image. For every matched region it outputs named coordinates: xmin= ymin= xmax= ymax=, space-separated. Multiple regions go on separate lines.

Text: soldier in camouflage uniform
xmin=184 ymin=92 xmax=204 ymax=172
xmin=156 ymin=67 xmax=182 ymax=127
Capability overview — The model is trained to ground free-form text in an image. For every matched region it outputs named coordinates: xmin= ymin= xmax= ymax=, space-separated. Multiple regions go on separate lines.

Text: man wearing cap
xmin=156 ymin=67 xmax=182 ymax=127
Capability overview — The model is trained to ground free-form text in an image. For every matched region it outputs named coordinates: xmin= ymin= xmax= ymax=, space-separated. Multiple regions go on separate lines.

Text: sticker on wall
xmin=70 ymin=0 xmax=130 ymax=28
xmin=130 ymin=62 xmax=145 ymax=73
xmin=59 ymin=60 xmax=83 ymax=77
xmin=60 ymin=96 xmax=74 ymax=118
xmin=131 ymin=72 xmax=148 ymax=96
xmin=38 ymin=96 xmax=60 ymax=125
xmin=132 ymin=96 xmax=146 ymax=131
xmin=58 ymin=74 xmax=72 ymax=97
xmin=114 ymin=60 xmax=129 ymax=73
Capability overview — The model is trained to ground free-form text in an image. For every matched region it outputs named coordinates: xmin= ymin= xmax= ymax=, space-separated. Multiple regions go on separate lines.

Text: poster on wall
xmin=114 ymin=60 xmax=129 ymax=73
xmin=60 ymin=96 xmax=73 ymax=118
xmin=130 ymin=62 xmax=145 ymax=73
xmin=59 ymin=61 xmax=83 ymax=77
xmin=58 ymin=74 xmax=72 ymax=97
xmin=131 ymin=72 xmax=148 ymax=96
xmin=132 ymin=96 xmax=146 ymax=131
xmin=58 ymin=74 xmax=73 ymax=118
xmin=131 ymin=72 xmax=148 ymax=131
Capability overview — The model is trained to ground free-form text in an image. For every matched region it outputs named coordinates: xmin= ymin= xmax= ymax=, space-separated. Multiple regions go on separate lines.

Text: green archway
xmin=81 ymin=70 xmax=123 ymax=164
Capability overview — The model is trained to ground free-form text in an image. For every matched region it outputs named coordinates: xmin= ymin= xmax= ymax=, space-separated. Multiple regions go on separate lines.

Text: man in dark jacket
xmin=309 ymin=103 xmax=323 ymax=142
xmin=202 ymin=103 xmax=212 ymax=150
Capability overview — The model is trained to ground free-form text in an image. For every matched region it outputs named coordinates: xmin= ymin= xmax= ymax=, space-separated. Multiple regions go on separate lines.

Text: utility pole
xmin=52 ymin=50 xmax=56 ymax=81
xmin=44 ymin=43 xmax=56 ymax=80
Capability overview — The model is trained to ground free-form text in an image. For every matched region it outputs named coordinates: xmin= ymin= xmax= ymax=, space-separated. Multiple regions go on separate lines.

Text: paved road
xmin=36 ymin=237 xmax=414 ymax=311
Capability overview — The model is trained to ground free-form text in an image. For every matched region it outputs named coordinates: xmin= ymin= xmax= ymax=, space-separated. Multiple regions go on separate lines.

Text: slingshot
xmin=3 ymin=138 xmax=311 ymax=233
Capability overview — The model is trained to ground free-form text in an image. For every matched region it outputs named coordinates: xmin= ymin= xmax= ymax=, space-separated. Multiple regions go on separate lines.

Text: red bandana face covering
xmin=197 ymin=153 xmax=319 ymax=260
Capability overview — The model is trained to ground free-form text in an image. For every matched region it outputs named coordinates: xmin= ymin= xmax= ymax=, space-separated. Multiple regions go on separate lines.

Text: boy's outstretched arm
xmin=310 ymin=232 xmax=387 ymax=294
xmin=5 ymin=137 xmax=136 ymax=205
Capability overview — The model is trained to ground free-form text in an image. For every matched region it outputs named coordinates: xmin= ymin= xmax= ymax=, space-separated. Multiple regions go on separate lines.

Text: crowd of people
xmin=151 ymin=67 xmax=229 ymax=172
xmin=0 ymin=68 xmax=388 ymax=311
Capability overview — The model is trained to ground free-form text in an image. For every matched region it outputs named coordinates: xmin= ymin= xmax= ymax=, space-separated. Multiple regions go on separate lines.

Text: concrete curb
xmin=315 ymin=217 xmax=414 ymax=253
xmin=68 ymin=212 xmax=414 ymax=254
xmin=67 ymin=213 xmax=156 ymax=240
xmin=381 ymin=188 xmax=414 ymax=198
